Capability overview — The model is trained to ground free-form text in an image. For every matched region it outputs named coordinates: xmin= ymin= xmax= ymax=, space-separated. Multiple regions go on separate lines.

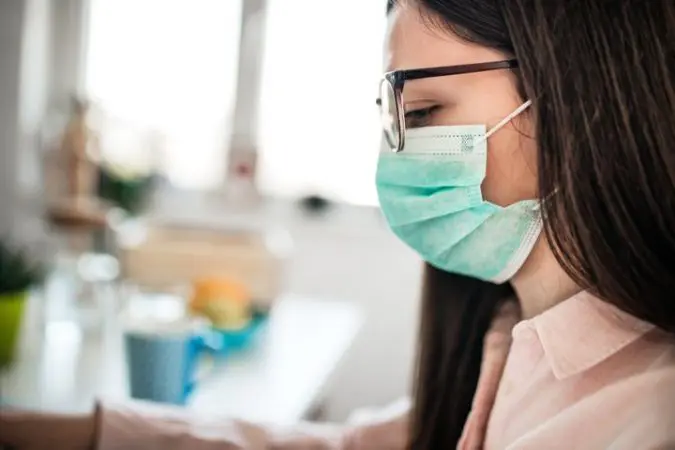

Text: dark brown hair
xmin=386 ymin=1 xmax=675 ymax=448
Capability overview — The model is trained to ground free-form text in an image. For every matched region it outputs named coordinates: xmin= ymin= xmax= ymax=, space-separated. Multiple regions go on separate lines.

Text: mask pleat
xmin=374 ymin=104 xmax=541 ymax=282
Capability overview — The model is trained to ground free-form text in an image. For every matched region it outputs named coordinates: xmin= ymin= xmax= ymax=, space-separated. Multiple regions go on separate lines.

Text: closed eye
xmin=405 ymin=106 xmax=441 ymax=128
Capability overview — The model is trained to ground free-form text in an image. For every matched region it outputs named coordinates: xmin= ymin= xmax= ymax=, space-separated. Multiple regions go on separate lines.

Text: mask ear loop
xmin=533 ymin=187 xmax=561 ymax=212
xmin=476 ymin=100 xmax=533 ymax=144
xmin=476 ymin=100 xmax=540 ymax=210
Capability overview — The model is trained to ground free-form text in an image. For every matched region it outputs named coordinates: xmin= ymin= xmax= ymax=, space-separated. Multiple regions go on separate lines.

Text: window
xmin=85 ymin=0 xmax=386 ymax=205
xmin=257 ymin=1 xmax=386 ymax=206
xmin=84 ymin=0 xmax=242 ymax=189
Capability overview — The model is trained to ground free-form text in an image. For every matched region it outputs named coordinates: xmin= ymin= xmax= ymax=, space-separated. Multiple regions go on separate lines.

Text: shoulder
xmin=609 ymin=364 xmax=675 ymax=449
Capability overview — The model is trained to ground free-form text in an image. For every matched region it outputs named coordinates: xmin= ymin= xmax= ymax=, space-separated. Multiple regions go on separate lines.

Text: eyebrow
xmin=402 ymin=77 xmax=457 ymax=100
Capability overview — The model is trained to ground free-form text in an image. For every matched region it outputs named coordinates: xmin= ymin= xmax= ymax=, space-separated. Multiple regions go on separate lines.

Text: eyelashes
xmin=404 ymin=105 xmax=441 ymax=128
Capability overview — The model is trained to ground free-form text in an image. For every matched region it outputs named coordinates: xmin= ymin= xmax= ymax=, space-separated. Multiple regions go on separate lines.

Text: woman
xmin=3 ymin=0 xmax=675 ymax=448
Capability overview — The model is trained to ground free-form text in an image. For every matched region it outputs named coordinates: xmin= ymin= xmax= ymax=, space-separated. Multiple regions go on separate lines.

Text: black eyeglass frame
xmin=377 ymin=59 xmax=519 ymax=152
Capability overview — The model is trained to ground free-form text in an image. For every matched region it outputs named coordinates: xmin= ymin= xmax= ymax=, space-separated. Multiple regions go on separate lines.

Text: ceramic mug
xmin=123 ymin=316 xmax=224 ymax=405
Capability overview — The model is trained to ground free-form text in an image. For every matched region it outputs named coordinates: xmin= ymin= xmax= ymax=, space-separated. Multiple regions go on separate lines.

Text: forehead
xmin=384 ymin=5 xmax=505 ymax=72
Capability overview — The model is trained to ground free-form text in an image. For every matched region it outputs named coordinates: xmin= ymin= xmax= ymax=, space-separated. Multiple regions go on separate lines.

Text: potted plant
xmin=0 ymin=240 xmax=43 ymax=367
xmin=97 ymin=162 xmax=156 ymax=216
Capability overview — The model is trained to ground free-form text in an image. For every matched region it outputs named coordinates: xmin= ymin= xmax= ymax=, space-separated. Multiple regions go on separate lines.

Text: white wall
xmin=0 ymin=1 xmax=25 ymax=236
xmin=15 ymin=0 xmax=54 ymax=243
xmin=0 ymin=0 xmax=74 ymax=239
xmin=282 ymin=208 xmax=422 ymax=420
xmin=0 ymin=0 xmax=86 ymax=242
xmin=49 ymin=0 xmax=88 ymax=109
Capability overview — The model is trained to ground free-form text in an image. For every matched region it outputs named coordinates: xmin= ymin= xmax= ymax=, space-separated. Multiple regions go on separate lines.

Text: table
xmin=0 ymin=294 xmax=363 ymax=425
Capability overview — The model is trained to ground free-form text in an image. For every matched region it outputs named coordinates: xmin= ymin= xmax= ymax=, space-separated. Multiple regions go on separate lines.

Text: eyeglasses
xmin=376 ymin=59 xmax=519 ymax=152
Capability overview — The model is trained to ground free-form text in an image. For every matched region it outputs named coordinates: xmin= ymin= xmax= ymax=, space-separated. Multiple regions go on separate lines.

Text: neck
xmin=510 ymin=236 xmax=581 ymax=319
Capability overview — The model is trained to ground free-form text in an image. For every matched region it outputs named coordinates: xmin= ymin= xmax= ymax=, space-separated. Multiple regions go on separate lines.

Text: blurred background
xmin=0 ymin=0 xmax=422 ymax=422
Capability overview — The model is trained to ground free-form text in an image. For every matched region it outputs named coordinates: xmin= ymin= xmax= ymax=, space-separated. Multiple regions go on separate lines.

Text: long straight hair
xmin=385 ymin=1 xmax=675 ymax=448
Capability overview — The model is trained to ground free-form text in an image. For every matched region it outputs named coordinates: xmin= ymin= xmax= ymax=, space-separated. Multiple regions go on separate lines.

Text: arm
xmin=0 ymin=409 xmax=97 ymax=450
xmin=0 ymin=399 xmax=408 ymax=450
xmin=96 ymin=397 xmax=409 ymax=450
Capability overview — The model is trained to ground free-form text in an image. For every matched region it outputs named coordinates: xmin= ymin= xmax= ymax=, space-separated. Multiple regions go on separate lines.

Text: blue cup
xmin=123 ymin=318 xmax=224 ymax=405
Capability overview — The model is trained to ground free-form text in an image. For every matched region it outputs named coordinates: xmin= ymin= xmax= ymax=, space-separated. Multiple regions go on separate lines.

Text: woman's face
xmin=385 ymin=4 xmax=538 ymax=206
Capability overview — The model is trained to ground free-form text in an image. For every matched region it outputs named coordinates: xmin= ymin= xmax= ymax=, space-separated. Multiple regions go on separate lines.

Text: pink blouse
xmin=98 ymin=292 xmax=675 ymax=449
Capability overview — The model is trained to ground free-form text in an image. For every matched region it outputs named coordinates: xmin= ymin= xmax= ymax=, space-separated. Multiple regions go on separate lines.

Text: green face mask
xmin=375 ymin=102 xmax=541 ymax=283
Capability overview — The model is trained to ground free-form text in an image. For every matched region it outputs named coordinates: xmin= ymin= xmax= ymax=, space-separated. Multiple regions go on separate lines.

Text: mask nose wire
xmin=476 ymin=100 xmax=533 ymax=144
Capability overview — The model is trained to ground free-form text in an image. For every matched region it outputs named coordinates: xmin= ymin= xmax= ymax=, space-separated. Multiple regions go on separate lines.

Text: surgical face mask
xmin=375 ymin=101 xmax=541 ymax=283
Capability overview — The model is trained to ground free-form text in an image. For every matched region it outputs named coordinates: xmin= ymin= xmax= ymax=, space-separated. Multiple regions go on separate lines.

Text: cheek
xmin=482 ymin=128 xmax=538 ymax=206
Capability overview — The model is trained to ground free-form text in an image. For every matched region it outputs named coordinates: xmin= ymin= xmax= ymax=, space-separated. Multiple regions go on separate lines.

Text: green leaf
xmin=0 ymin=238 xmax=44 ymax=296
